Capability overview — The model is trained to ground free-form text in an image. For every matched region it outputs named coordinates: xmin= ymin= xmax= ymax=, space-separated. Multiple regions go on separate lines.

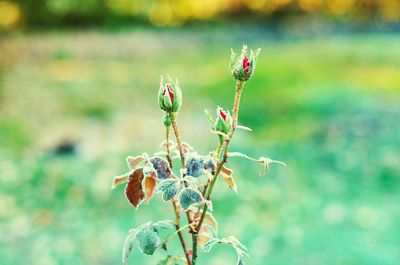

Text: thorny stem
xmin=192 ymin=80 xmax=245 ymax=265
xmin=165 ymin=125 xmax=192 ymax=265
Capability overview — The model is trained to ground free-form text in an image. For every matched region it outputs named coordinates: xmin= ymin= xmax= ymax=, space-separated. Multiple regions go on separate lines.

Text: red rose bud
xmin=158 ymin=76 xmax=182 ymax=112
xmin=230 ymin=45 xmax=261 ymax=81
xmin=214 ymin=107 xmax=232 ymax=134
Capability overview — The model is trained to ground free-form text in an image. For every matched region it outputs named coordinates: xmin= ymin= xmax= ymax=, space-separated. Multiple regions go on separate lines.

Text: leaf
xmin=111 ymin=174 xmax=128 ymax=189
xmin=220 ymin=166 xmax=237 ymax=193
xmin=258 ymin=157 xmax=286 ymax=175
xmin=158 ymin=179 xmax=180 ymax=201
xmin=204 ymin=212 xmax=218 ymax=232
xmin=204 ymin=108 xmax=214 ymax=128
xmin=220 ymin=236 xmax=248 ymax=258
xmin=157 ymin=256 xmax=186 ymax=265
xmin=228 ymin=152 xmax=286 ymax=176
xmin=236 ymin=125 xmax=252 ymax=131
xmin=125 ymin=168 xmax=145 ymax=208
xmin=202 ymin=238 xmax=219 ymax=252
xmin=208 ymin=129 xmax=230 ymax=140
xmin=122 ymin=229 xmax=138 ymax=265
xmin=179 ymin=188 xmax=203 ymax=211
xmin=150 ymin=157 xmax=172 ymax=179
xmin=198 ymin=223 xmax=217 ymax=249
xmin=127 ymin=155 xmax=147 ymax=170
xmin=143 ymin=170 xmax=157 ymax=204
xmin=186 ymin=156 xmax=205 ymax=178
xmin=136 ymin=228 xmax=160 ymax=255
xmin=152 ymin=220 xmax=175 ymax=231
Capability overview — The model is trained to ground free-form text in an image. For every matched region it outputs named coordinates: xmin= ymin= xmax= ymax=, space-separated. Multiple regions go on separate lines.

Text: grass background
xmin=0 ymin=28 xmax=399 ymax=265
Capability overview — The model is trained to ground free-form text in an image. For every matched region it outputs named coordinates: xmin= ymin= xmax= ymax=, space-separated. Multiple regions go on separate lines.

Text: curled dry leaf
xmin=220 ymin=166 xmax=237 ymax=193
xmin=127 ymin=155 xmax=147 ymax=170
xmin=258 ymin=157 xmax=286 ymax=175
xmin=111 ymin=174 xmax=128 ymax=189
xmin=125 ymin=168 xmax=145 ymax=208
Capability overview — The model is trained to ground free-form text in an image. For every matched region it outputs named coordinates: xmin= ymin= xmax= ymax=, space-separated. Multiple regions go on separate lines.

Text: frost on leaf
xmin=158 ymin=179 xmax=180 ymax=201
xmin=152 ymin=220 xmax=175 ymax=231
xmin=136 ymin=228 xmax=160 ymax=255
xmin=221 ymin=166 xmax=237 ymax=193
xmin=122 ymin=228 xmax=138 ymax=265
xmin=186 ymin=156 xmax=205 ymax=178
xmin=179 ymin=188 xmax=203 ymax=211
xmin=125 ymin=168 xmax=146 ymax=208
xmin=228 ymin=152 xmax=286 ymax=175
xmin=127 ymin=155 xmax=147 ymax=170
xmin=150 ymin=157 xmax=172 ymax=179
xmin=198 ymin=222 xmax=217 ymax=250
xmin=111 ymin=174 xmax=128 ymax=189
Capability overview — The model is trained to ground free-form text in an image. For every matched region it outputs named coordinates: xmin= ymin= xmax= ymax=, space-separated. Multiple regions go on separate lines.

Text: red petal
xmin=219 ymin=108 xmax=227 ymax=121
xmin=167 ymin=84 xmax=174 ymax=104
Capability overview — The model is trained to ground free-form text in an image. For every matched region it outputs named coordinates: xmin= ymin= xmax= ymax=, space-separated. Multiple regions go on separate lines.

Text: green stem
xmin=165 ymin=125 xmax=192 ymax=265
xmin=169 ymin=112 xmax=197 ymax=263
xmin=192 ymin=80 xmax=245 ymax=265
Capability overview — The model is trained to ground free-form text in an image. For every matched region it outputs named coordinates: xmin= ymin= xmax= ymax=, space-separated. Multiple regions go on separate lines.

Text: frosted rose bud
xmin=158 ymin=76 xmax=182 ymax=113
xmin=214 ymin=107 xmax=232 ymax=135
xmin=230 ymin=45 xmax=261 ymax=81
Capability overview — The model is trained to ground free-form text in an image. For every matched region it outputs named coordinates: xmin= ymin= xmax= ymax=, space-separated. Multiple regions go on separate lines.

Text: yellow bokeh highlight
xmin=0 ymin=1 xmax=21 ymax=29
xmin=327 ymin=0 xmax=355 ymax=15
xmin=299 ymin=0 xmax=323 ymax=12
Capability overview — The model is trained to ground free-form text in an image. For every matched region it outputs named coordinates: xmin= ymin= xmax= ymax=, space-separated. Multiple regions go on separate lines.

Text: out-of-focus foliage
xmin=1 ymin=0 xmax=400 ymax=30
xmin=0 ymin=29 xmax=399 ymax=265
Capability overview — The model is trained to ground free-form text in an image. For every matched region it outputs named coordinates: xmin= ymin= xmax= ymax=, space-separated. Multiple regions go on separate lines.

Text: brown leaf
xmin=125 ymin=168 xmax=145 ymax=208
xmin=198 ymin=224 xmax=214 ymax=248
xmin=220 ymin=166 xmax=237 ymax=192
xmin=143 ymin=171 xmax=157 ymax=204
xmin=126 ymin=155 xmax=146 ymax=170
xmin=111 ymin=174 xmax=128 ymax=189
xmin=204 ymin=212 xmax=218 ymax=232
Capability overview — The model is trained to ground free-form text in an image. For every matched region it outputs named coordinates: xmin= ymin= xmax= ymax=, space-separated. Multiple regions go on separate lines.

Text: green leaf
xmin=202 ymin=238 xmax=219 ymax=252
xmin=152 ymin=220 xmax=175 ymax=231
xmin=157 ymin=255 xmax=186 ymax=265
xmin=179 ymin=188 xmax=203 ymax=211
xmin=158 ymin=179 xmax=180 ymax=201
xmin=136 ymin=228 xmax=160 ymax=255
xmin=122 ymin=229 xmax=138 ymax=265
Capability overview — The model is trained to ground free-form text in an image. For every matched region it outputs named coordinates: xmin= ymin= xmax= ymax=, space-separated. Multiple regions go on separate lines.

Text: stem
xmin=173 ymin=200 xmax=192 ymax=265
xmin=192 ymin=80 xmax=245 ymax=265
xmin=169 ymin=112 xmax=197 ymax=263
xmin=165 ymin=125 xmax=192 ymax=265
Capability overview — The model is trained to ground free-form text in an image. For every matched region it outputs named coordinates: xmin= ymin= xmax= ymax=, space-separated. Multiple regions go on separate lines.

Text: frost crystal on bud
xmin=158 ymin=76 xmax=182 ymax=112
xmin=230 ymin=45 xmax=261 ymax=81
xmin=150 ymin=157 xmax=172 ymax=179
xmin=186 ymin=156 xmax=205 ymax=178
xmin=214 ymin=107 xmax=232 ymax=135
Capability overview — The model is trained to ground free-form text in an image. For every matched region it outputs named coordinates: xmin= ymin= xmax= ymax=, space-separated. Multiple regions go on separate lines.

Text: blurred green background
xmin=0 ymin=1 xmax=400 ymax=265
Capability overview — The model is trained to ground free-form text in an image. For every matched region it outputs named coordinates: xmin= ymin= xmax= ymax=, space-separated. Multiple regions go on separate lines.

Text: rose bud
xmin=214 ymin=107 xmax=232 ymax=135
xmin=158 ymin=76 xmax=182 ymax=113
xmin=230 ymin=45 xmax=261 ymax=81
